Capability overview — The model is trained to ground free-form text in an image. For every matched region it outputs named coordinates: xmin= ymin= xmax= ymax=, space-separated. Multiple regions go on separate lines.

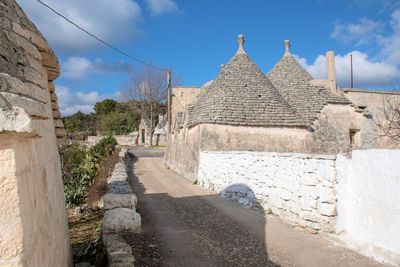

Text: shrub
xmin=61 ymin=136 xmax=118 ymax=207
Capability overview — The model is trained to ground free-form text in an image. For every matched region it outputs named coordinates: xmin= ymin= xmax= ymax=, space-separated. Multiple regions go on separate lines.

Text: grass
xmin=68 ymin=209 xmax=104 ymax=253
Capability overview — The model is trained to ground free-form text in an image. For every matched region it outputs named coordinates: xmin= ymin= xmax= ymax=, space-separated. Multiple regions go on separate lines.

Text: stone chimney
xmin=326 ymin=51 xmax=337 ymax=93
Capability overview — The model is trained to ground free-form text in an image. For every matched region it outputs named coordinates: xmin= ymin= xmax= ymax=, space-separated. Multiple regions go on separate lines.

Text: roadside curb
xmin=101 ymin=148 xmax=141 ymax=266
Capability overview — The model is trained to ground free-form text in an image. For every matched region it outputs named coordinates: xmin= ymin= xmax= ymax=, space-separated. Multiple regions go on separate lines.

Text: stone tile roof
xmin=139 ymin=118 xmax=152 ymax=129
xmin=187 ymin=35 xmax=306 ymax=128
xmin=267 ymin=43 xmax=350 ymax=123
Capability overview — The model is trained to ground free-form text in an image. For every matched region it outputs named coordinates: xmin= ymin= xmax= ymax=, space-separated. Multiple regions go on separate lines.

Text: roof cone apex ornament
xmin=236 ymin=34 xmax=246 ymax=55
xmin=284 ymin=39 xmax=291 ymax=56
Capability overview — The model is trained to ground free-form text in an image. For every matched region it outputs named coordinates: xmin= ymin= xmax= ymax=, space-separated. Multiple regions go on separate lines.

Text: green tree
xmin=62 ymin=111 xmax=95 ymax=133
xmin=94 ymin=99 xmax=117 ymax=115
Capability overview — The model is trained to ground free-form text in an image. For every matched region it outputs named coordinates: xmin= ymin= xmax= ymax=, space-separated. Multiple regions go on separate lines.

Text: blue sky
xmin=17 ymin=0 xmax=400 ymax=115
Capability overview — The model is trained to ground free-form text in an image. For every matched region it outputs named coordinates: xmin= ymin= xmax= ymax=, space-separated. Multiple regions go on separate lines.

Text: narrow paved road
xmin=126 ymin=149 xmax=384 ymax=267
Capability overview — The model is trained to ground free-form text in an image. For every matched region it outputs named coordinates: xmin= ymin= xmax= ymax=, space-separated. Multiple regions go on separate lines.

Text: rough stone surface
xmin=267 ymin=54 xmax=349 ymax=124
xmin=103 ymin=193 xmax=137 ymax=210
xmin=101 ymin=148 xmax=141 ymax=265
xmin=102 ymin=208 xmax=142 ymax=234
xmin=102 ymin=234 xmax=135 ymax=267
xmin=197 ymin=151 xmax=337 ymax=232
xmin=187 ymin=51 xmax=305 ymax=128
xmin=0 ymin=0 xmax=71 ymax=266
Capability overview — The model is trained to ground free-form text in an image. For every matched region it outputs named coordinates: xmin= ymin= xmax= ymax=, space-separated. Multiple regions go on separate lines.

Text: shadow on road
xmin=124 ymin=154 xmax=279 ymax=267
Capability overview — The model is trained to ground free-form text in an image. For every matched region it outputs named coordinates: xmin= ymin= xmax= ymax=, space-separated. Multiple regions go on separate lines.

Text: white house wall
xmin=336 ymin=149 xmax=400 ymax=265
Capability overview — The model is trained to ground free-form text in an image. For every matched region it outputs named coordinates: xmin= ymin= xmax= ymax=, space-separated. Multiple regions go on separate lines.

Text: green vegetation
xmin=60 ymin=136 xmax=117 ymax=206
xmin=62 ymin=99 xmax=166 ymax=135
xmin=62 ymin=111 xmax=96 ymax=134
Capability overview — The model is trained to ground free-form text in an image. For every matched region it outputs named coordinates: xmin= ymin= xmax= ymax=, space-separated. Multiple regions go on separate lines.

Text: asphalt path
xmin=126 ymin=148 xmax=385 ymax=267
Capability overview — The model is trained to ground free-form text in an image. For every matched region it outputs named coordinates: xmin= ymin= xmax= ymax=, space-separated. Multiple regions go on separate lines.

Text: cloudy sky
xmin=17 ymin=0 xmax=400 ymax=115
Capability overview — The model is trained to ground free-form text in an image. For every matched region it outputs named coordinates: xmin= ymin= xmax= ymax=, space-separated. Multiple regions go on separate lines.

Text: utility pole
xmin=350 ymin=54 xmax=354 ymax=88
xmin=167 ymin=68 xmax=172 ymax=139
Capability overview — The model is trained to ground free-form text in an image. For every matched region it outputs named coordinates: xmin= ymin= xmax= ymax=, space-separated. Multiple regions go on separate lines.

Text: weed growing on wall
xmin=60 ymin=136 xmax=117 ymax=206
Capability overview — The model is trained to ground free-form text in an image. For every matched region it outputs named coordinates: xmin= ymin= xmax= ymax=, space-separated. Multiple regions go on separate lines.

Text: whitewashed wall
xmin=87 ymin=134 xmax=138 ymax=147
xmin=197 ymin=149 xmax=400 ymax=264
xmin=197 ymin=151 xmax=338 ymax=232
xmin=336 ymin=149 xmax=400 ymax=264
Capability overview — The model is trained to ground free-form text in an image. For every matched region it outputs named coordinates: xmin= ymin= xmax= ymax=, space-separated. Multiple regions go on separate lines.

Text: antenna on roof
xmin=236 ymin=34 xmax=246 ymax=55
xmin=350 ymin=54 xmax=354 ymax=88
xmin=284 ymin=40 xmax=291 ymax=56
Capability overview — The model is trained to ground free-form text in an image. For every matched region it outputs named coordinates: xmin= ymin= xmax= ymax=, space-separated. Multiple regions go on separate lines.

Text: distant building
xmin=138 ymin=114 xmax=168 ymax=146
xmin=138 ymin=117 xmax=152 ymax=145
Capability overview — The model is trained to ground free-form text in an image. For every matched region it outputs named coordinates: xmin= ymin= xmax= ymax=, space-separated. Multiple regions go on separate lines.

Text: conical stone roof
xmin=187 ymin=35 xmax=306 ymax=128
xmin=267 ymin=40 xmax=350 ymax=123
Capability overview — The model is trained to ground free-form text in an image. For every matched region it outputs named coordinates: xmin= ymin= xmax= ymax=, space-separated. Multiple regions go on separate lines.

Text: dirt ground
xmin=68 ymin=150 xmax=120 ymax=265
xmin=86 ymin=152 xmax=120 ymax=205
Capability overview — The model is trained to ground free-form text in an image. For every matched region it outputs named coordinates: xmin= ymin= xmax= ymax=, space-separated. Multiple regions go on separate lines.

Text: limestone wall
xmin=197 ymin=151 xmax=337 ymax=232
xmin=0 ymin=0 xmax=71 ymax=266
xmin=336 ymin=149 xmax=400 ymax=264
xmin=171 ymin=87 xmax=204 ymax=131
xmin=87 ymin=134 xmax=138 ymax=147
xmin=164 ymin=124 xmax=202 ymax=180
xmin=342 ymin=89 xmax=400 ymax=115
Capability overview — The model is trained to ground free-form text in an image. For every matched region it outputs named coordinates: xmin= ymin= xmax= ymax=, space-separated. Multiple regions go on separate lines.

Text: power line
xmin=35 ymin=0 xmax=168 ymax=72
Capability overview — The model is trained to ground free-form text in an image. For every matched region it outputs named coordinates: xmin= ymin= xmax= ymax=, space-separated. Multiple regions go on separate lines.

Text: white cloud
xmin=297 ymin=8 xmax=400 ymax=88
xmin=330 ymin=18 xmax=383 ymax=45
xmin=294 ymin=51 xmax=400 ymax=88
xmin=17 ymin=0 xmax=142 ymax=52
xmin=63 ymin=57 xmax=92 ymax=80
xmin=62 ymin=57 xmax=133 ymax=80
xmin=378 ymin=8 xmax=400 ymax=65
xmin=145 ymin=0 xmax=178 ymax=16
xmin=57 ymin=85 xmax=115 ymax=116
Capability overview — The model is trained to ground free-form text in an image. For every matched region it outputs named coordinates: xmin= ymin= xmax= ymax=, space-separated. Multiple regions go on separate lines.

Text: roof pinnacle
xmin=284 ymin=39 xmax=291 ymax=56
xmin=236 ymin=34 xmax=246 ymax=55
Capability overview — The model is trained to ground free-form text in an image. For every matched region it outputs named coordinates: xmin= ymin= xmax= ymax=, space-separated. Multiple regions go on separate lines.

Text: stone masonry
xmin=198 ymin=151 xmax=337 ymax=232
xmin=102 ymin=148 xmax=141 ymax=266
xmin=0 ymin=0 xmax=71 ymax=266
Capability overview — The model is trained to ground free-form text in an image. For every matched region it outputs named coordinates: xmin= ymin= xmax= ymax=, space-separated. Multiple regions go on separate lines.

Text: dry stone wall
xmin=0 ymin=0 xmax=71 ymax=266
xmin=197 ymin=151 xmax=337 ymax=232
xmin=102 ymin=148 xmax=141 ymax=266
xmin=87 ymin=134 xmax=138 ymax=147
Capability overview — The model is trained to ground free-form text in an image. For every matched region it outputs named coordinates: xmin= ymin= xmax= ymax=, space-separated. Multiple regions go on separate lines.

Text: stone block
xmin=0 ymin=73 xmax=49 ymax=103
xmin=299 ymin=197 xmax=317 ymax=211
xmin=50 ymin=92 xmax=57 ymax=101
xmin=52 ymin=109 xmax=61 ymax=119
xmin=298 ymin=185 xmax=317 ymax=199
xmin=48 ymin=82 xmax=55 ymax=92
xmin=1 ymin=92 xmax=50 ymax=119
xmin=12 ymin=22 xmax=48 ymax=52
xmin=315 ymin=185 xmax=335 ymax=203
xmin=24 ymin=66 xmax=47 ymax=90
xmin=103 ymin=193 xmax=137 ymax=210
xmin=53 ymin=119 xmax=63 ymax=128
xmin=102 ymin=208 xmax=142 ymax=234
xmin=4 ymin=30 xmax=42 ymax=60
xmin=318 ymin=202 xmax=336 ymax=216
xmin=102 ymin=234 xmax=135 ymax=266
xmin=108 ymin=181 xmax=133 ymax=195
